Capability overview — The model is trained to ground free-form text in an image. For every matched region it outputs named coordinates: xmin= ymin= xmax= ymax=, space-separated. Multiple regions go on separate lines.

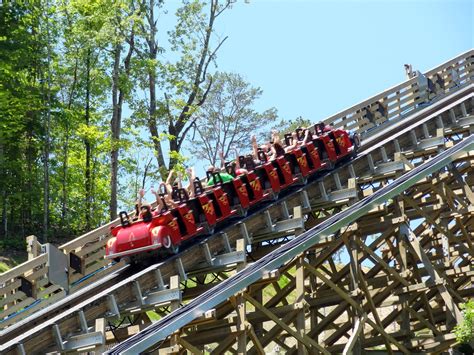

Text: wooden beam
xmin=242 ymin=293 xmax=331 ymax=355
xmin=342 ymin=314 xmax=367 ymax=355
xmin=400 ymin=224 xmax=463 ymax=323
xmin=304 ymin=262 xmax=411 ymax=354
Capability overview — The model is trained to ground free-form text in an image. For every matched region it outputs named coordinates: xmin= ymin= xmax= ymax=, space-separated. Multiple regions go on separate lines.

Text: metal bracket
xmin=16 ymin=343 xmax=26 ymax=355
xmin=273 ymin=217 xmax=305 ymax=233
xmin=70 ymin=252 xmax=85 ymax=275
xmin=264 ymin=210 xmax=275 ymax=233
xmin=144 ymin=287 xmax=182 ymax=307
xmin=53 ymin=324 xmax=104 ymax=352
xmin=280 ymin=200 xmax=290 ymax=219
xmin=42 ymin=243 xmax=69 ymax=292
xmin=176 ymin=257 xmax=187 ymax=281
xmin=78 ymin=310 xmax=89 ymax=333
xmin=375 ymin=161 xmax=405 ymax=175
xmin=154 ymin=269 xmax=165 ymax=291
xmin=202 ymin=243 xmax=214 ymax=266
xmin=106 ymin=294 xmax=120 ymax=319
xmin=299 ymin=190 xmax=311 ymax=211
xmin=417 ymin=136 xmax=445 ymax=150
xmin=329 ymin=188 xmax=357 ymax=202
xmin=221 ymin=232 xmax=232 ymax=253
xmin=457 ymin=114 xmax=474 ymax=128
xmin=239 ymin=222 xmax=252 ymax=245
xmin=212 ymin=250 xmax=246 ymax=268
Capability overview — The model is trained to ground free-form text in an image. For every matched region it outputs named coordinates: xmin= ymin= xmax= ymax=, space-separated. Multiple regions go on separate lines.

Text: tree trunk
xmin=85 ymin=49 xmax=92 ymax=229
xmin=164 ymin=0 xmax=224 ymax=170
xmin=61 ymin=57 xmax=79 ymax=228
xmin=43 ymin=106 xmax=50 ymax=242
xmin=110 ymin=24 xmax=135 ymax=220
xmin=168 ymin=125 xmax=179 ymax=170
xmin=61 ymin=122 xmax=69 ymax=227
xmin=0 ymin=142 xmax=6 ymax=238
xmin=149 ymin=69 xmax=166 ymax=170
xmin=146 ymin=0 xmax=166 ymax=172
xmin=1 ymin=191 xmax=6 ymax=238
xmin=42 ymin=2 xmax=53 ymax=243
xmin=110 ymin=45 xmax=121 ymax=221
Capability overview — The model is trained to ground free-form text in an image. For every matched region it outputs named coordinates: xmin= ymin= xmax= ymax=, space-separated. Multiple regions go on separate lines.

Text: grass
xmin=0 ymin=261 xmax=10 ymax=273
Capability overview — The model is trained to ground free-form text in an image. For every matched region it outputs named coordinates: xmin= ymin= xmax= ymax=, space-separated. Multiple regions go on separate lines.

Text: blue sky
xmin=146 ymin=0 xmax=473 ymax=176
xmin=213 ymin=0 xmax=473 ymax=121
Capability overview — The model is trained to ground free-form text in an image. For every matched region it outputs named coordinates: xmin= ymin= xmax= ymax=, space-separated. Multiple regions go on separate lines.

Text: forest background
xmin=0 ymin=0 xmax=471 ymax=263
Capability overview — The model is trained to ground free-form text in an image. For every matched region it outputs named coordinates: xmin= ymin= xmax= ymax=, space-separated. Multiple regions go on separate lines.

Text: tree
xmin=0 ymin=2 xmax=50 ymax=241
xmin=271 ymin=116 xmax=313 ymax=135
xmin=134 ymin=0 xmax=232 ymax=175
xmin=189 ymin=71 xmax=277 ymax=166
xmin=58 ymin=0 xmax=118 ymax=227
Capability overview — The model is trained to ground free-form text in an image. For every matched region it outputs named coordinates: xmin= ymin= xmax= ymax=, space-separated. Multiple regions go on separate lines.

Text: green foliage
xmin=0 ymin=0 xmax=243 ymax=247
xmin=271 ymin=116 xmax=313 ymax=136
xmin=168 ymin=150 xmax=189 ymax=174
xmin=0 ymin=262 xmax=10 ymax=273
xmin=0 ymin=237 xmax=27 ymax=251
xmin=455 ymin=299 xmax=474 ymax=344
xmin=0 ymin=1 xmax=51 ymax=241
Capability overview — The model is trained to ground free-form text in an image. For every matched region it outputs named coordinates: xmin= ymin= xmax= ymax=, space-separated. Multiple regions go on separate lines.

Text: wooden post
xmin=295 ymin=255 xmax=307 ymax=355
xmin=348 ymin=233 xmax=362 ymax=355
xmin=396 ymin=200 xmax=411 ymax=338
xmin=26 ymin=235 xmax=41 ymax=260
xmin=307 ymin=249 xmax=320 ymax=346
xmin=169 ymin=275 xmax=181 ymax=353
xmin=236 ymin=239 xmax=247 ymax=355
xmin=94 ymin=318 xmax=106 ymax=354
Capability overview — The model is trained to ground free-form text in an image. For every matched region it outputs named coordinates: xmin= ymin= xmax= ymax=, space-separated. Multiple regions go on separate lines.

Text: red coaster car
xmin=312 ymin=124 xmax=359 ymax=168
xmin=229 ymin=158 xmax=269 ymax=206
xmin=237 ymin=155 xmax=280 ymax=199
xmin=187 ymin=179 xmax=236 ymax=233
xmin=105 ymin=198 xmax=203 ymax=262
xmin=256 ymin=149 xmax=298 ymax=190
xmin=207 ymin=171 xmax=250 ymax=215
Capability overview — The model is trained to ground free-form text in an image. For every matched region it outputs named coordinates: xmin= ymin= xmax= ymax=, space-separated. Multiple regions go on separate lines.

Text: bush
xmin=455 ymin=300 xmax=474 ymax=344
xmin=0 ymin=237 xmax=26 ymax=251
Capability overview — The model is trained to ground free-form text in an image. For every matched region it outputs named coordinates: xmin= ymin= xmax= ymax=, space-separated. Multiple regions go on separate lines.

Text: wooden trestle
xmin=0 ymin=50 xmax=473 ymax=354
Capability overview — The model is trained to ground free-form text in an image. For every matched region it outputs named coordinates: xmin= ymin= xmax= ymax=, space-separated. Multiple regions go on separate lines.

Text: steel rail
xmin=1 ymin=87 xmax=472 ymax=353
xmin=108 ymin=135 xmax=474 ymax=354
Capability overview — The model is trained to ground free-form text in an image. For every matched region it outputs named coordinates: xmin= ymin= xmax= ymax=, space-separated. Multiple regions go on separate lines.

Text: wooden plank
xmin=75 ymin=240 xmax=107 ymax=258
xmin=0 ymin=290 xmax=66 ymax=329
xmin=0 ymin=296 xmax=35 ymax=320
xmin=342 ymin=314 xmax=367 ymax=355
xmin=37 ymin=284 xmax=62 ymax=299
xmin=402 ymin=224 xmax=463 ymax=323
xmin=177 ymin=337 xmax=203 ymax=355
xmin=0 ymin=254 xmax=48 ymax=285
xmin=424 ymin=49 xmax=474 ymax=77
xmin=0 ymin=291 xmax=27 ymax=309
xmin=0 ymin=279 xmax=21 ymax=296
xmin=24 ymin=267 xmax=48 ymax=284
xmin=60 ymin=222 xmax=117 ymax=253
xmin=69 ymin=258 xmax=110 ymax=284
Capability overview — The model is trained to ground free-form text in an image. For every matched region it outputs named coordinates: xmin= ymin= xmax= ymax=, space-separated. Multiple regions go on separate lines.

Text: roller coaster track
xmin=1 ymin=50 xmax=473 ymax=354
xmin=109 ymin=119 xmax=474 ymax=355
